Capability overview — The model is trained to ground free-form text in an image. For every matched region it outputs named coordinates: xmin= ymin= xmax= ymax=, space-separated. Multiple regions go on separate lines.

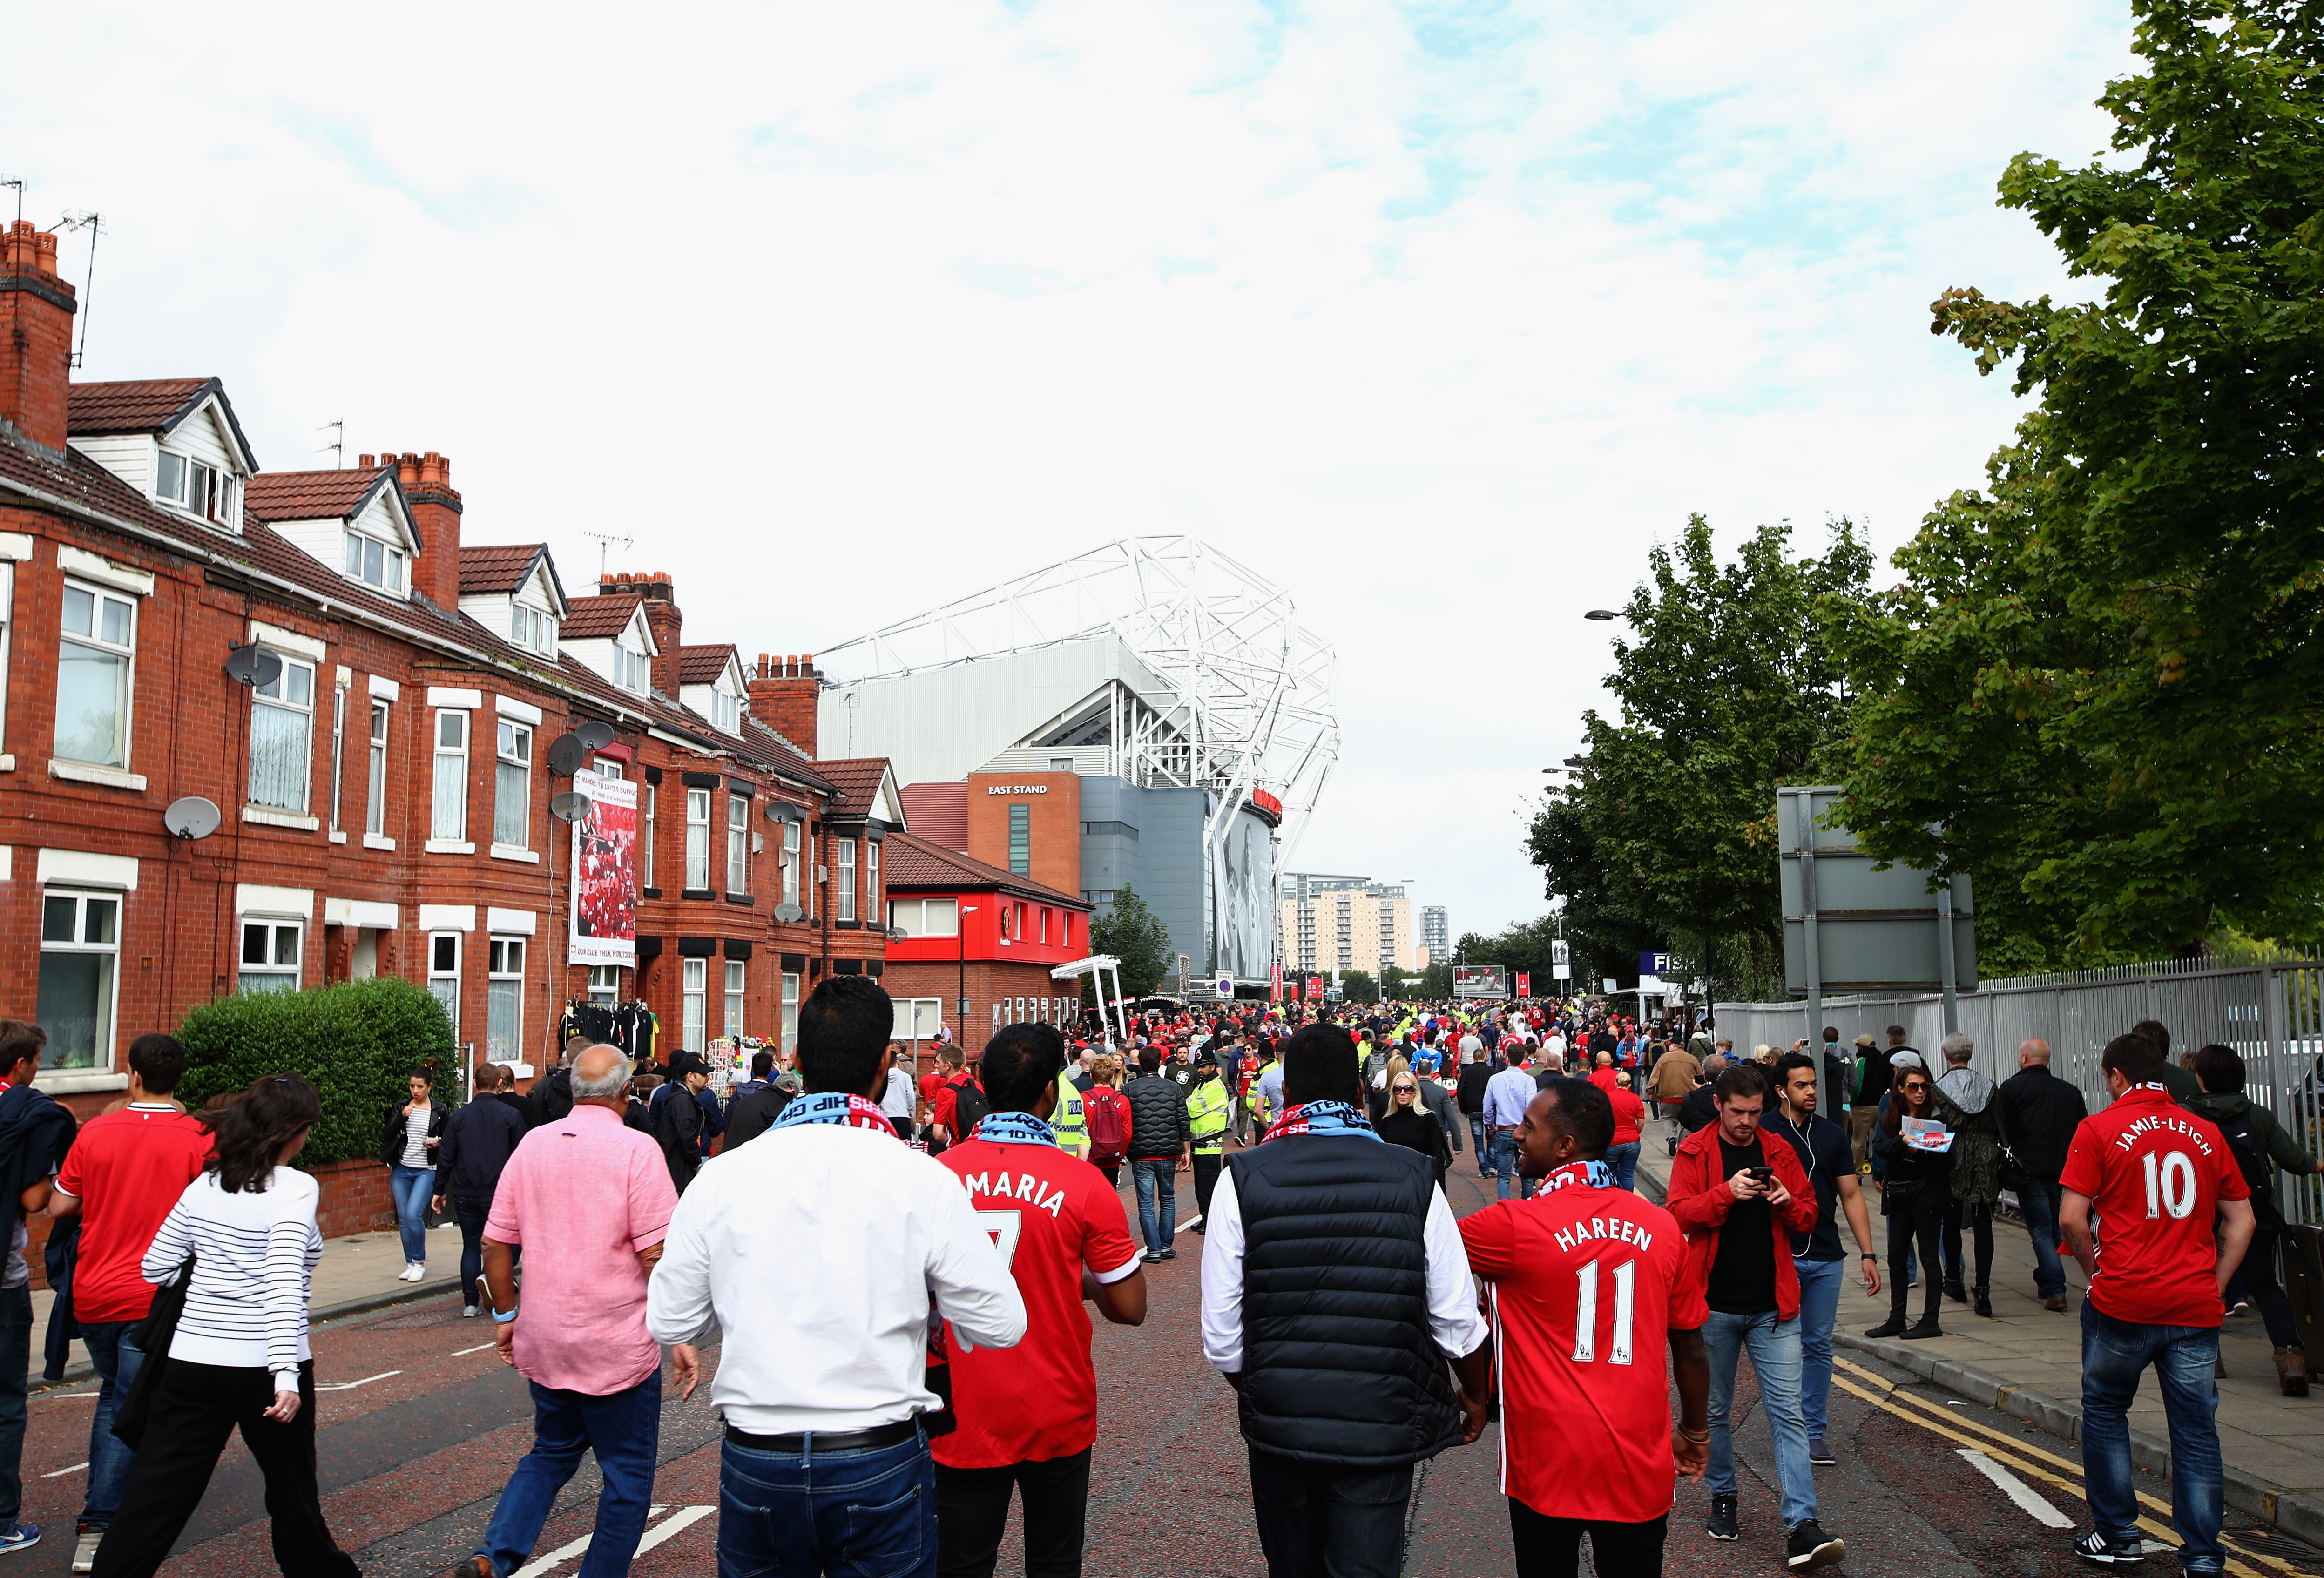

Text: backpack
xmin=2218 ymin=1109 xmax=2286 ymax=1229
xmin=1085 ymin=1088 xmax=1128 ymax=1162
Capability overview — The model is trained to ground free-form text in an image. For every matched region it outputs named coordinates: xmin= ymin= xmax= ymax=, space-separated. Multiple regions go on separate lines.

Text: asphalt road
xmin=10 ymin=1162 xmax=2322 ymax=1576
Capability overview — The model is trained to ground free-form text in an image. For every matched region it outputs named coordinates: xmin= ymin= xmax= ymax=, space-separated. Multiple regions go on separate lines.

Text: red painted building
xmin=879 ymin=832 xmax=1093 ymax=1045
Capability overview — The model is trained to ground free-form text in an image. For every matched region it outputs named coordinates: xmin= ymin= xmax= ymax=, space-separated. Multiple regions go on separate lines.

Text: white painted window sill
xmin=491 ymin=844 xmax=540 ymax=864
xmin=35 ymin=1070 xmax=128 ymax=1094
xmin=426 ymin=839 xmax=476 ymax=855
xmin=364 ymin=833 xmax=397 ymax=851
xmin=329 ymin=830 xmax=348 ymax=844
xmin=50 ymin=759 xmax=147 ymax=791
xmin=242 ymin=806 xmax=320 ymax=831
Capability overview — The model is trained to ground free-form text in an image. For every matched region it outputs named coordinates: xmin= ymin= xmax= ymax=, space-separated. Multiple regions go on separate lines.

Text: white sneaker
xmin=397 ymin=1262 xmax=426 ymax=1282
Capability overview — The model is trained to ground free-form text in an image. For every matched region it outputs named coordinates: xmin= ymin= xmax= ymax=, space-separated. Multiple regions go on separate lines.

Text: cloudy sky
xmin=7 ymin=0 xmax=2135 ymax=948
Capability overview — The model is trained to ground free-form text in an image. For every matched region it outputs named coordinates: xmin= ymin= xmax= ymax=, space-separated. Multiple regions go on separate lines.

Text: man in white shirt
xmin=648 ymin=979 xmax=1025 ymax=1578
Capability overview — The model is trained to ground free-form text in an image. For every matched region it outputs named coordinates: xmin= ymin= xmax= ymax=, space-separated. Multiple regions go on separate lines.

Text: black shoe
xmin=1903 ymin=1318 xmax=1944 ymax=1340
xmin=1974 ymin=1288 xmax=1993 ymax=1318
xmin=1786 ymin=1520 xmax=1846 ymax=1570
xmin=2071 ymin=1530 xmax=2146 ymax=1564
xmin=1944 ymin=1278 xmax=1968 ymax=1304
xmin=1864 ymin=1318 xmax=1907 ymax=1338
xmin=1706 ymin=1494 xmax=1738 ymax=1541
xmin=1808 ymin=1437 xmax=1836 ymax=1466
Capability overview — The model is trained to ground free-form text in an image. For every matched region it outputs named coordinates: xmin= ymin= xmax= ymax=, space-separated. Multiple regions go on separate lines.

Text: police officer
xmin=1186 ymin=1052 xmax=1233 ymax=1233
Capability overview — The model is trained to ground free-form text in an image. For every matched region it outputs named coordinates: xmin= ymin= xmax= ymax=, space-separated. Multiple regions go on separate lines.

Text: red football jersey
xmin=936 ymin=1136 xmax=1141 ymax=1468
xmin=1461 ymin=1180 xmax=1706 ymax=1523
xmin=2060 ymin=1084 xmax=2248 ymax=1328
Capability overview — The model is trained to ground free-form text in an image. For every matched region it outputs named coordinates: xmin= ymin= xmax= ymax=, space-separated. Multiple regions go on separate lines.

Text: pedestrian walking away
xmin=457 ymin=1043 xmax=693 ymax=1578
xmin=647 ymin=977 xmax=1027 ymax=1578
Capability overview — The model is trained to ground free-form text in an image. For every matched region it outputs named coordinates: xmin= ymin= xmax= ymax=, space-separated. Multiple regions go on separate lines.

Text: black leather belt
xmin=724 ymin=1418 xmax=920 ymax=1454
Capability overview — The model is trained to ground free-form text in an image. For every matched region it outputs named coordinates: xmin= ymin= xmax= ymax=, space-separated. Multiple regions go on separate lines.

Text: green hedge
xmin=176 ymin=977 xmax=459 ymax=1168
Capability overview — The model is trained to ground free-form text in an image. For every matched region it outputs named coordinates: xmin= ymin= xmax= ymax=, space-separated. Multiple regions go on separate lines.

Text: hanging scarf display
xmin=1536 ymin=1159 xmax=1618 ymax=1195
xmin=970 ymin=1112 xmax=1056 ymax=1147
xmin=767 ymin=1090 xmax=899 ymax=1138
xmin=1262 ymin=1100 xmax=1381 ymax=1144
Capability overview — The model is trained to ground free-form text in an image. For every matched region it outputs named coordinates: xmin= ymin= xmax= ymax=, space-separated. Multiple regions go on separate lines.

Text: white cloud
xmin=2 ymin=0 xmax=2135 ymax=944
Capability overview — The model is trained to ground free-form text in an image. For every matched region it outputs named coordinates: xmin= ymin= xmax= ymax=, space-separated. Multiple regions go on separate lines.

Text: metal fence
xmin=1716 ymin=951 xmax=2324 ymax=1221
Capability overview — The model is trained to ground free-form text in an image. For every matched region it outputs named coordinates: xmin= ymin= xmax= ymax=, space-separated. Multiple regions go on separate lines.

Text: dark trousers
xmin=1943 ymin=1198 xmax=1995 ymax=1291
xmin=1508 ymin=1498 xmax=1667 ymax=1578
xmin=1192 ymin=1152 xmax=1222 ymax=1222
xmin=1247 ymin=1447 xmax=1412 ymax=1578
xmin=935 ymin=1448 xmax=1091 ymax=1578
xmin=1886 ymin=1186 xmax=1947 ymax=1326
xmin=91 ymin=1359 xmax=357 ymax=1578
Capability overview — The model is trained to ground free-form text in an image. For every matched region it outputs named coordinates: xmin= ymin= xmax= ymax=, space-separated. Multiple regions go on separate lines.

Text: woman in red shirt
xmin=1605 ymin=1071 xmax=1647 ymax=1191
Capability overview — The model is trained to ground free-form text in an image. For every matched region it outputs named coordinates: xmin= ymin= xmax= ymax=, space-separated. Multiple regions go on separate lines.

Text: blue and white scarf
xmin=767 ymin=1090 xmax=899 ymax=1138
xmin=1262 ymin=1100 xmax=1381 ymax=1143
xmin=971 ymin=1111 xmax=1056 ymax=1147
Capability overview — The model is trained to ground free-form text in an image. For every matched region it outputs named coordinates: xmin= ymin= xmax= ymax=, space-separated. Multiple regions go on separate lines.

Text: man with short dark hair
xmin=1667 ymin=1061 xmax=1840 ymax=1568
xmin=48 ymin=1032 xmax=207 ymax=1573
xmin=2059 ymin=1033 xmax=2253 ymax=1570
xmin=1201 ymin=1024 xmax=1492 ymax=1578
xmin=648 ymin=978 xmax=1025 ymax=1578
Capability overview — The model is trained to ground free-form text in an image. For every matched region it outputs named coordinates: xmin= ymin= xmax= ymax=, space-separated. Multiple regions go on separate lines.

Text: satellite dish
xmin=774 ymin=902 xmax=805 ymax=924
xmin=164 ymin=796 xmax=222 ymax=840
xmin=574 ymin=719 xmax=616 ymax=751
xmin=222 ymin=645 xmax=282 ymax=689
xmin=548 ymin=791 xmax=589 ymax=823
xmin=544 ymin=734 xmax=586 ymax=777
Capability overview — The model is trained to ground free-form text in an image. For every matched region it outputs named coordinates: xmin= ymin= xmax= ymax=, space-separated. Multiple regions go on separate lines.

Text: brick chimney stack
xmin=602 ymin=571 xmax=681 ymax=695
xmin=0 ymin=221 xmax=76 ymax=453
xmin=749 ymin=653 xmax=821 ymax=757
xmin=393 ymin=450 xmax=462 ymax=611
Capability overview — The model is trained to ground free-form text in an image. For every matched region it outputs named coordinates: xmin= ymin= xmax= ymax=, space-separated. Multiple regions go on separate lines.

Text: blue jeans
xmin=479 ymin=1367 xmax=662 ymax=1578
xmin=1792 ymin=1257 xmax=1844 ymax=1441
xmin=2081 ymin=1303 xmax=2223 ymax=1572
xmin=1605 ymin=1142 xmax=1641 ymax=1192
xmin=389 ymin=1164 xmax=433 ymax=1265
xmin=1491 ymin=1131 xmax=1532 ymax=1200
xmin=720 ymin=1422 xmax=935 ymax=1578
xmin=2019 ymin=1178 xmax=2068 ymax=1297
xmin=0 ymin=1287 xmax=25 ymax=1526
xmin=1702 ymin=1308 xmax=1816 ymax=1529
xmin=78 ymin=1319 xmax=145 ymax=1528
xmin=1467 ymin=1114 xmax=1489 ymax=1173
xmin=1131 ymin=1158 xmax=1178 ymax=1253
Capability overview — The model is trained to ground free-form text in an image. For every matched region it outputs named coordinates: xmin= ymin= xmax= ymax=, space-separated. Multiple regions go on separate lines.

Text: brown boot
xmin=2276 ymin=1347 xmax=2310 ymax=1398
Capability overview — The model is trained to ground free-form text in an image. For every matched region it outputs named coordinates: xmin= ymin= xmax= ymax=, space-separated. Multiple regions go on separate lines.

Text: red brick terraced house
xmin=0 ymin=220 xmax=899 ymax=1229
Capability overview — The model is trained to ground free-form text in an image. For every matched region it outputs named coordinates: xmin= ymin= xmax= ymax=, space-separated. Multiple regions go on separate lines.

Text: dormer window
xmin=615 ymin=644 xmax=649 ymax=694
xmin=512 ymin=605 xmax=556 ymax=655
xmin=156 ymin=451 xmax=222 ymax=522
xmin=343 ymin=530 xmax=407 ymax=593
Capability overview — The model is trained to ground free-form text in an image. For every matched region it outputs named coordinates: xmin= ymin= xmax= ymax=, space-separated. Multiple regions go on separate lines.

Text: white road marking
xmin=509 ymin=1505 xmax=713 ymax=1577
xmin=451 ymin=1342 xmax=497 ymax=1357
xmin=41 ymin=1462 xmax=86 ymax=1477
xmin=313 ymin=1370 xmax=402 ymax=1392
xmin=1957 ymin=1448 xmax=2074 ymax=1528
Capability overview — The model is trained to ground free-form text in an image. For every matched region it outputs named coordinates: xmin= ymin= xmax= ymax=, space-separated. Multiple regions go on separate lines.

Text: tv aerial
xmin=222 ymin=644 xmax=282 ymax=689
xmin=163 ymin=797 xmax=221 ymax=841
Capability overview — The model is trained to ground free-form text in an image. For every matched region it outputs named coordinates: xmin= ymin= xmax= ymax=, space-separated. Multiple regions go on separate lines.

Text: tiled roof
xmin=678 ymin=644 xmax=737 ymax=686
xmin=68 ymin=378 xmax=213 ymax=435
xmin=899 ymin=782 xmax=966 ymax=849
xmin=459 ymin=543 xmax=547 ymax=597
xmin=561 ymin=592 xmax=642 ymax=642
xmin=882 ymin=831 xmax=1089 ymax=908
xmin=817 ymin=757 xmax=895 ymax=820
xmin=244 ymin=466 xmax=392 ymax=525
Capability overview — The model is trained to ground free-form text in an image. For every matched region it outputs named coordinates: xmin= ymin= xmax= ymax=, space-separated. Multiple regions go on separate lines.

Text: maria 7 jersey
xmin=1460 ymin=1182 xmax=1706 ymax=1524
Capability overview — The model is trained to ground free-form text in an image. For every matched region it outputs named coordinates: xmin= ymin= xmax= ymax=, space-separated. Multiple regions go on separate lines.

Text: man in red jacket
xmin=1666 ymin=1061 xmax=1844 ymax=1571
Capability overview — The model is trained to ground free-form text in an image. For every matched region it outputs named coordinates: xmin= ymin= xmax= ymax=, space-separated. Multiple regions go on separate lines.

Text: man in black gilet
xmin=1198 ymin=1024 xmax=1493 ymax=1578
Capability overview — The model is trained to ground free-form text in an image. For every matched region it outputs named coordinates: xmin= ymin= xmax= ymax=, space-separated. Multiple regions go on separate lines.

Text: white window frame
xmin=247 ymin=652 xmax=317 ymax=814
xmin=836 ymin=838 xmax=857 ymax=922
xmin=486 ymin=936 xmax=525 ymax=1062
xmin=780 ymin=820 xmax=800 ymax=908
xmin=643 ymin=783 xmax=657 ymax=888
xmin=428 ymin=932 xmax=461 ymax=1027
xmin=682 ymin=958 xmax=708 ymax=1053
xmin=782 ymin=971 xmax=800 ymax=1051
xmin=366 ymin=701 xmax=390 ymax=836
xmin=238 ymin=917 xmax=304 ymax=994
xmin=724 ymin=960 xmax=745 ymax=1039
xmin=685 ymin=787 xmax=711 ymax=891
xmin=56 ymin=578 xmax=137 ymax=770
xmin=888 ymin=897 xmax=959 ymax=937
xmin=727 ymin=794 xmax=749 ymax=896
xmin=432 ymin=709 xmax=469 ymax=843
xmin=37 ymin=887 xmax=122 ymax=1071
xmin=342 ymin=527 xmax=407 ymax=593
xmin=494 ymin=718 xmax=533 ymax=850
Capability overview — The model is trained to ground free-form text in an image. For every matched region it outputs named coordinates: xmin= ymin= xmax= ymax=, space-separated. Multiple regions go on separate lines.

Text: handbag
xmin=110 ymin=1254 xmax=194 ymax=1451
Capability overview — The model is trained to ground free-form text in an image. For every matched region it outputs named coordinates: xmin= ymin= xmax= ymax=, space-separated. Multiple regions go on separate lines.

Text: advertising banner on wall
xmin=569 ymin=772 xmax=638 ymax=967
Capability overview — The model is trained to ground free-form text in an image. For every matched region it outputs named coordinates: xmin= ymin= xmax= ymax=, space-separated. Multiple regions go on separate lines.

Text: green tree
xmin=1536 ymin=514 xmax=1871 ymax=997
xmin=1832 ymin=0 xmax=2324 ymax=959
xmin=1088 ymin=884 xmax=1175 ymax=998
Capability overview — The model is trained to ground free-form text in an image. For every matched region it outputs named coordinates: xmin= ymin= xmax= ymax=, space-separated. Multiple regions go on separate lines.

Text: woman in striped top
xmin=90 ymin=1076 xmax=359 ymax=1578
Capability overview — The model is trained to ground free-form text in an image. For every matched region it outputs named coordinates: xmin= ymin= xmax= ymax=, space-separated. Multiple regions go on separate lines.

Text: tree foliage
xmin=1089 ymin=884 xmax=1175 ymax=998
xmin=176 ymin=977 xmax=459 ymax=1168
xmin=1831 ymin=0 xmax=2324 ymax=961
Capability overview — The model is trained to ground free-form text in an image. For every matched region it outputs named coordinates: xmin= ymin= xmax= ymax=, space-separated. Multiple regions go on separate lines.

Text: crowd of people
xmin=0 ymin=985 xmax=2288 ymax=1578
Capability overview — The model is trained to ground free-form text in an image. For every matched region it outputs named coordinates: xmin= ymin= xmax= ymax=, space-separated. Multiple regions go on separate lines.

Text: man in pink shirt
xmin=459 ymin=1045 xmax=693 ymax=1578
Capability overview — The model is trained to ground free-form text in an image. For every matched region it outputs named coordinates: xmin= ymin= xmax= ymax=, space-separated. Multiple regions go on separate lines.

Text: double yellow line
xmin=1830 ymin=1356 xmax=2309 ymax=1578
